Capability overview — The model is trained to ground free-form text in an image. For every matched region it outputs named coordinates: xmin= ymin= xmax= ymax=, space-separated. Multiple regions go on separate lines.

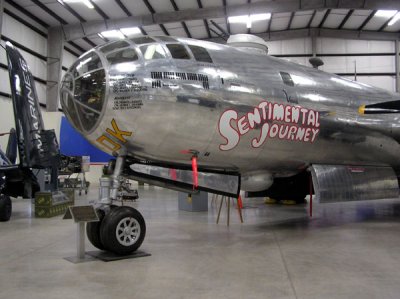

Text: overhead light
xmin=99 ymin=30 xmax=125 ymax=39
xmin=228 ymin=15 xmax=250 ymax=24
xmin=58 ymin=0 xmax=94 ymax=9
xmin=228 ymin=13 xmax=271 ymax=29
xmin=82 ymin=0 xmax=94 ymax=9
xmin=250 ymin=13 xmax=271 ymax=21
xmin=375 ymin=10 xmax=397 ymax=18
xmin=388 ymin=12 xmax=400 ymax=26
xmin=120 ymin=27 xmax=141 ymax=36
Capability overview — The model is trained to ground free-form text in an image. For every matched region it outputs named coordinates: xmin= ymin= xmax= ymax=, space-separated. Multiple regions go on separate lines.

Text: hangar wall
xmin=0 ymin=2 xmax=78 ymax=152
xmin=0 ymin=3 xmax=399 ymax=168
xmin=267 ymin=37 xmax=396 ymax=92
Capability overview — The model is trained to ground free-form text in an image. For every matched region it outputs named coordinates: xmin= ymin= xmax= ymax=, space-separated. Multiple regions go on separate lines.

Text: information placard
xmin=69 ymin=206 xmax=99 ymax=223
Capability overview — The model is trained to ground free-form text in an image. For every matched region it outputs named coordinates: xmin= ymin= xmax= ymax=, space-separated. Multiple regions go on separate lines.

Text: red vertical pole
xmin=309 ymin=174 xmax=313 ymax=218
xmin=237 ymin=195 xmax=243 ymax=223
xmin=237 ymin=195 xmax=243 ymax=209
xmin=191 ymin=156 xmax=198 ymax=190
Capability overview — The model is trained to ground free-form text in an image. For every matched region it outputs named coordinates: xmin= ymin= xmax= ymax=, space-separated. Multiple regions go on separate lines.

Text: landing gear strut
xmin=86 ymin=155 xmax=146 ymax=255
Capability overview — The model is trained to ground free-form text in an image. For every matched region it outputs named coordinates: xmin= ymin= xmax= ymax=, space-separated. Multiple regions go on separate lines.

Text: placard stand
xmin=63 ymin=206 xmax=99 ymax=264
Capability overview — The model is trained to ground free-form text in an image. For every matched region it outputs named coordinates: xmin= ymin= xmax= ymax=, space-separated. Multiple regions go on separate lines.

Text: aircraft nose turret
xmin=61 ymin=40 xmax=144 ymax=137
xmin=60 ymin=50 xmax=106 ymax=135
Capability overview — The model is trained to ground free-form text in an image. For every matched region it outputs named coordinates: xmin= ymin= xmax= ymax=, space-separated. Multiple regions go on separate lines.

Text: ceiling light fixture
xmin=120 ymin=27 xmax=141 ymax=36
xmin=82 ymin=0 xmax=94 ymax=9
xmin=375 ymin=10 xmax=397 ymax=18
xmin=99 ymin=30 xmax=125 ymax=39
xmin=58 ymin=0 xmax=94 ymax=9
xmin=388 ymin=12 xmax=400 ymax=26
xmin=250 ymin=13 xmax=272 ymax=21
xmin=228 ymin=13 xmax=271 ymax=29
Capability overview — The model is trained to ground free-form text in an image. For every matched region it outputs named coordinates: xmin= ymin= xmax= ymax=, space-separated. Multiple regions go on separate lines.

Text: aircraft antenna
xmin=354 ymin=60 xmax=357 ymax=81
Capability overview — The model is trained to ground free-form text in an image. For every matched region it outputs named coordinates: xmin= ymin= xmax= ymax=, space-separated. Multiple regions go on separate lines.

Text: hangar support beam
xmin=207 ymin=28 xmax=400 ymax=43
xmin=46 ymin=27 xmax=64 ymax=112
xmin=396 ymin=39 xmax=400 ymax=93
xmin=58 ymin=0 xmax=400 ymax=42
xmin=0 ymin=0 xmax=4 ymax=38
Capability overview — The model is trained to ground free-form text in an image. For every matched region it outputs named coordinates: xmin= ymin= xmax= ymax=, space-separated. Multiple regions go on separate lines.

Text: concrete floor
xmin=1 ymin=185 xmax=400 ymax=299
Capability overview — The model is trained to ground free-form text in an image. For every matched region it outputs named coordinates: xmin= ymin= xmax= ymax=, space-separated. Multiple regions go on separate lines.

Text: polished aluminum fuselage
xmin=67 ymin=37 xmax=400 ymax=181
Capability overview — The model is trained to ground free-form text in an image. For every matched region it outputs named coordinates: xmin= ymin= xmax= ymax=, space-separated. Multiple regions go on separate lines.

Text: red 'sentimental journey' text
xmin=218 ymin=101 xmax=320 ymax=151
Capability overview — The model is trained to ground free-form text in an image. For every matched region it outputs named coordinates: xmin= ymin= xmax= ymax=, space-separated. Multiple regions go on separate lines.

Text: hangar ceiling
xmin=5 ymin=0 xmax=400 ymax=55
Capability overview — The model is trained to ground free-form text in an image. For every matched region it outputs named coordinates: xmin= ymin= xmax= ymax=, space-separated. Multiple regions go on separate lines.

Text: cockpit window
xmin=74 ymin=69 xmax=106 ymax=112
xmin=166 ymin=44 xmax=191 ymax=60
xmin=71 ymin=52 xmax=102 ymax=78
xmin=155 ymin=36 xmax=177 ymax=42
xmin=139 ymin=44 xmax=167 ymax=60
xmin=280 ymin=72 xmax=294 ymax=87
xmin=100 ymin=41 xmax=130 ymax=53
xmin=188 ymin=45 xmax=212 ymax=63
xmin=131 ymin=36 xmax=155 ymax=45
xmin=61 ymin=74 xmax=82 ymax=131
xmin=107 ymin=48 xmax=138 ymax=64
xmin=75 ymin=104 xmax=100 ymax=132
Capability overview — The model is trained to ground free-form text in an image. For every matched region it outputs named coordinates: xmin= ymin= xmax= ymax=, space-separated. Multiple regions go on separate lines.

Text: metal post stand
xmin=77 ymin=222 xmax=85 ymax=259
xmin=63 ymin=206 xmax=99 ymax=264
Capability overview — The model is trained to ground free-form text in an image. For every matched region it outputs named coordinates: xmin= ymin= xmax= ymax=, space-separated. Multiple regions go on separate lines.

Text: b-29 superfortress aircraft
xmin=5 ymin=34 xmax=400 ymax=255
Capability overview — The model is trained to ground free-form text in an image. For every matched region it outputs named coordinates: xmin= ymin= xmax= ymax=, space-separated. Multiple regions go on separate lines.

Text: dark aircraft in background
xmin=9 ymin=33 xmax=400 ymax=255
xmin=0 ymin=43 xmax=59 ymax=221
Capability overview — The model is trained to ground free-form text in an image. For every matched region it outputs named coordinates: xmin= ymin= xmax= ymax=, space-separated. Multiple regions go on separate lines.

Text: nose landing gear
xmin=100 ymin=206 xmax=146 ymax=255
xmin=86 ymin=156 xmax=146 ymax=255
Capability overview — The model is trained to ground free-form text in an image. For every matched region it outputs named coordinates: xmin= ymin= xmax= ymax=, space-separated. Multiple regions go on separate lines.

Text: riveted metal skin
xmin=61 ymin=36 xmax=400 ymax=192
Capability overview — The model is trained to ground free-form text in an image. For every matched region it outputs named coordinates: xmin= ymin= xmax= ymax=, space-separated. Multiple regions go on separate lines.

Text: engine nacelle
xmin=241 ymin=171 xmax=273 ymax=192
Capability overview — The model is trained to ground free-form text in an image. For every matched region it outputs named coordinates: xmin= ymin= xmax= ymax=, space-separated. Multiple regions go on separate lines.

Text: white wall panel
xmin=41 ymin=111 xmax=62 ymax=141
xmin=368 ymin=40 xmax=394 ymax=53
xmin=62 ymin=50 xmax=78 ymax=69
xmin=3 ymin=2 xmax=48 ymax=33
xmin=2 ymin=14 xmax=47 ymax=57
xmin=0 ymin=96 xmax=14 ymax=151
xmin=0 ymin=42 xmax=46 ymax=81
xmin=267 ymin=38 xmax=312 ymax=55
xmin=186 ymin=20 xmax=207 ymax=39
xmin=320 ymin=56 xmax=395 ymax=73
xmin=318 ymin=38 xmax=345 ymax=54
xmin=318 ymin=38 xmax=394 ymax=54
xmin=0 ymin=68 xmax=10 ymax=94
xmin=35 ymin=82 xmax=46 ymax=105
xmin=342 ymin=76 xmax=396 ymax=92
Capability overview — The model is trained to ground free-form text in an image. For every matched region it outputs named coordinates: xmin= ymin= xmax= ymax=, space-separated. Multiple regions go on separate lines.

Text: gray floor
xmin=1 ymin=185 xmax=400 ymax=299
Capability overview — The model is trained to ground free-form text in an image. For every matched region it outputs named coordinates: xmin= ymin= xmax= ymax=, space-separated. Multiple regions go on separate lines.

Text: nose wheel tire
xmin=86 ymin=208 xmax=106 ymax=250
xmin=0 ymin=194 xmax=12 ymax=222
xmin=100 ymin=206 xmax=146 ymax=255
